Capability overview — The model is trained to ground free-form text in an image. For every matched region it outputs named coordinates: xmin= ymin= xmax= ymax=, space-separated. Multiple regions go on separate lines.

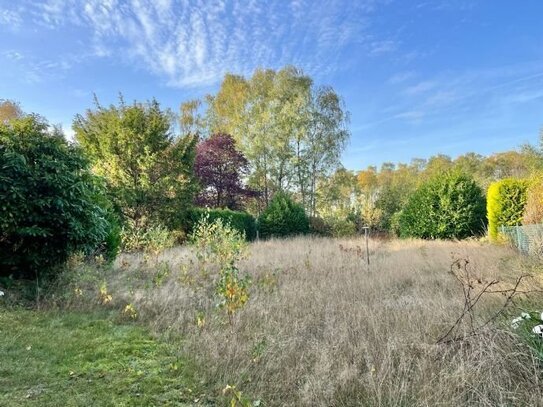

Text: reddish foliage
xmin=194 ymin=133 xmax=255 ymax=210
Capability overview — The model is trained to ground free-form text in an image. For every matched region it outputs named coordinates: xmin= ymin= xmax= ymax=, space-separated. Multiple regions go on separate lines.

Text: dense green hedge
xmin=187 ymin=208 xmax=257 ymax=240
xmin=0 ymin=115 xmax=118 ymax=279
xmin=487 ymin=178 xmax=529 ymax=241
xmin=399 ymin=171 xmax=486 ymax=239
xmin=258 ymin=192 xmax=309 ymax=239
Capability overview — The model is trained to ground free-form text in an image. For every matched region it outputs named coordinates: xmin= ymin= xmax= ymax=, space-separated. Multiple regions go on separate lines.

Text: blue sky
xmin=1 ymin=0 xmax=543 ymax=170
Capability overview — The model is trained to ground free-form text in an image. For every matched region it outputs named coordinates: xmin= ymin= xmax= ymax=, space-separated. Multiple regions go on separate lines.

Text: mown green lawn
xmin=0 ymin=309 xmax=202 ymax=406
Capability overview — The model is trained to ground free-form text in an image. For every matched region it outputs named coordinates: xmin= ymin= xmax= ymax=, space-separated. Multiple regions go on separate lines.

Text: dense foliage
xmin=194 ymin=133 xmax=252 ymax=210
xmin=0 ymin=99 xmax=23 ymax=123
xmin=258 ymin=192 xmax=309 ymax=238
xmin=487 ymin=178 xmax=529 ymax=240
xmin=74 ymin=97 xmax=197 ymax=229
xmin=0 ymin=115 xmax=116 ymax=279
xmin=523 ymin=178 xmax=543 ymax=225
xmin=324 ymin=147 xmax=543 ymax=234
xmin=399 ymin=172 xmax=486 ymax=239
xmin=187 ymin=208 xmax=256 ymax=240
xmin=120 ymin=220 xmax=175 ymax=254
xmin=181 ymin=66 xmax=350 ymax=215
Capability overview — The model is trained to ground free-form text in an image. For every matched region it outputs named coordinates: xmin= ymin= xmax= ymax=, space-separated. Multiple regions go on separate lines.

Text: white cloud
xmin=20 ymin=0 xmax=387 ymax=87
xmin=404 ymin=80 xmax=436 ymax=95
xmin=0 ymin=8 xmax=23 ymax=28
xmin=387 ymin=71 xmax=415 ymax=85
xmin=394 ymin=110 xmax=425 ymax=122
xmin=369 ymin=40 xmax=397 ymax=55
xmin=3 ymin=50 xmax=23 ymax=61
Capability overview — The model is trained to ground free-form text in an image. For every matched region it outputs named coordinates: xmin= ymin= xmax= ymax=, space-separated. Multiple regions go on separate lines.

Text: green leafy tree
xmin=258 ymin=192 xmax=309 ymax=238
xmin=180 ymin=66 xmax=349 ymax=214
xmin=0 ymin=115 xmax=116 ymax=279
xmin=399 ymin=171 xmax=486 ymax=239
xmin=73 ymin=97 xmax=197 ymax=229
xmin=374 ymin=161 xmax=421 ymax=232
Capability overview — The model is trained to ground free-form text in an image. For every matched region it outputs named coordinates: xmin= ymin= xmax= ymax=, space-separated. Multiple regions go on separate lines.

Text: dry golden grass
xmin=98 ymin=237 xmax=543 ymax=406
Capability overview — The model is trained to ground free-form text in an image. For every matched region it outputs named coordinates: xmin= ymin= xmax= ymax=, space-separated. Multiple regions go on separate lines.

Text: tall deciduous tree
xmin=303 ymin=86 xmax=350 ymax=216
xmin=180 ymin=66 xmax=350 ymax=215
xmin=73 ymin=97 xmax=197 ymax=228
xmin=194 ymin=133 xmax=252 ymax=210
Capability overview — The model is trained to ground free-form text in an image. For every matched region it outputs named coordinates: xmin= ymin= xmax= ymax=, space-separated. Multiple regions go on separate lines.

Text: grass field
xmin=0 ymin=309 xmax=203 ymax=406
xmin=3 ymin=237 xmax=543 ymax=406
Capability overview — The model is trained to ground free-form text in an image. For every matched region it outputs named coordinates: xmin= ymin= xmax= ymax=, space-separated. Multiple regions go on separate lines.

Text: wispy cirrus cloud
xmin=6 ymin=0 xmax=388 ymax=87
xmin=0 ymin=8 xmax=22 ymax=27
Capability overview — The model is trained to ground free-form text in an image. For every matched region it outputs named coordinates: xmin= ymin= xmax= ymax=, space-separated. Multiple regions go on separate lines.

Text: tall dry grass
xmin=86 ymin=237 xmax=543 ymax=406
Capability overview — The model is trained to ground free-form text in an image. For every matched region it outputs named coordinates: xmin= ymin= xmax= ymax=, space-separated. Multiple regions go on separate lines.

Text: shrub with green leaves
xmin=120 ymin=219 xmax=175 ymax=254
xmin=322 ymin=215 xmax=357 ymax=237
xmin=487 ymin=178 xmax=529 ymax=241
xmin=0 ymin=115 xmax=117 ymax=279
xmin=258 ymin=192 xmax=309 ymax=239
xmin=399 ymin=171 xmax=486 ymax=239
xmin=187 ymin=208 xmax=256 ymax=240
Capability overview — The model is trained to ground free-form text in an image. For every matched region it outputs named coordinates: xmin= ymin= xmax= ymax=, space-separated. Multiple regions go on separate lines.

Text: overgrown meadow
xmin=10 ymin=236 xmax=542 ymax=406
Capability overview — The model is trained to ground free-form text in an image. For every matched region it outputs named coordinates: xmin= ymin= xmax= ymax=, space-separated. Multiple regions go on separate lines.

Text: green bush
xmin=389 ymin=211 xmax=403 ymax=237
xmin=187 ymin=208 xmax=256 ymax=240
xmin=120 ymin=219 xmax=175 ymax=254
xmin=258 ymin=192 xmax=309 ymax=239
xmin=309 ymin=216 xmax=330 ymax=236
xmin=0 ymin=115 xmax=117 ymax=279
xmin=399 ymin=171 xmax=486 ymax=239
xmin=326 ymin=216 xmax=357 ymax=237
xmin=487 ymin=178 xmax=529 ymax=240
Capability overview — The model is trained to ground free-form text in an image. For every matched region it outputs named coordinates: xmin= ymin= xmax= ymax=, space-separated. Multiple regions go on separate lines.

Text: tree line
xmin=318 ymin=147 xmax=543 ymax=236
xmin=2 ymin=63 xmax=543 ymax=279
xmin=0 ymin=66 xmax=350 ymax=279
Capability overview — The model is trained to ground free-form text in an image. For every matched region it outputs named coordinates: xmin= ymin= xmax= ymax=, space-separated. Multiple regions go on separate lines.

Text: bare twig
xmin=437 ymin=257 xmax=538 ymax=345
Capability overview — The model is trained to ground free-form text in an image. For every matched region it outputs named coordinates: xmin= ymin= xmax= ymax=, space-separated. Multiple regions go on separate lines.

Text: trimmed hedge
xmin=487 ymin=178 xmax=529 ymax=241
xmin=399 ymin=171 xmax=486 ymax=239
xmin=187 ymin=208 xmax=257 ymax=240
xmin=258 ymin=192 xmax=309 ymax=239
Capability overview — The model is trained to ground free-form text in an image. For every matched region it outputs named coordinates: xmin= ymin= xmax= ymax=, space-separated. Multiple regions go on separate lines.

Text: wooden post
xmin=363 ymin=226 xmax=370 ymax=268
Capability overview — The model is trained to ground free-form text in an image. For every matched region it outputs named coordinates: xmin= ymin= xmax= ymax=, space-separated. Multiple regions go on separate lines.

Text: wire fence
xmin=500 ymin=224 xmax=543 ymax=257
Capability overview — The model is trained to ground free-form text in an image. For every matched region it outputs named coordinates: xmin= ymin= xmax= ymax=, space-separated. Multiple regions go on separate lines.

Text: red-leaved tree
xmin=194 ymin=133 xmax=253 ymax=210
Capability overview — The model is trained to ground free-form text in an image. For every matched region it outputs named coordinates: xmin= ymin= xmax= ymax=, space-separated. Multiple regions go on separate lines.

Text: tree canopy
xmin=74 ymin=97 xmax=197 ymax=228
xmin=194 ymin=133 xmax=253 ymax=210
xmin=180 ymin=66 xmax=350 ymax=215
